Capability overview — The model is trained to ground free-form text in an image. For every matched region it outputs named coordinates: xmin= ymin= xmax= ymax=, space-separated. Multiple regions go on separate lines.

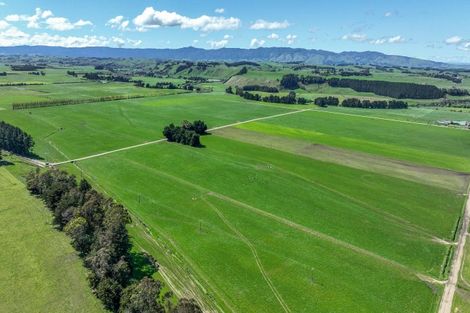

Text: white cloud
xmin=207 ymin=34 xmax=233 ymax=49
xmin=250 ymin=38 xmax=265 ymax=48
xmin=445 ymin=36 xmax=463 ymax=45
xmin=207 ymin=39 xmax=229 ymax=49
xmin=286 ymin=34 xmax=297 ymax=45
xmin=369 ymin=35 xmax=405 ymax=45
xmin=0 ymin=20 xmax=9 ymax=30
xmin=0 ymin=25 xmax=137 ymax=48
xmin=385 ymin=12 xmax=393 ymax=17
xmin=108 ymin=15 xmax=124 ymax=25
xmin=215 ymin=8 xmax=225 ymax=14
xmin=133 ymin=7 xmax=241 ymax=32
xmin=5 ymin=15 xmax=20 ymax=22
xmin=388 ymin=35 xmax=405 ymax=43
xmin=5 ymin=8 xmax=92 ymax=31
xmin=107 ymin=16 xmax=130 ymax=31
xmin=459 ymin=42 xmax=470 ymax=51
xmin=369 ymin=38 xmax=386 ymax=45
xmin=45 ymin=17 xmax=93 ymax=31
xmin=250 ymin=19 xmax=289 ymax=30
xmin=342 ymin=33 xmax=368 ymax=42
xmin=267 ymin=33 xmax=279 ymax=40
xmin=0 ymin=2 xmax=6 ymax=6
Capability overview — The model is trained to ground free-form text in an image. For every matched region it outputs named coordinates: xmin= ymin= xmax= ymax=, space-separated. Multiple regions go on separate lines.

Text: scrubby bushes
xmin=26 ymin=169 xmax=202 ymax=313
xmin=0 ymin=121 xmax=34 ymax=155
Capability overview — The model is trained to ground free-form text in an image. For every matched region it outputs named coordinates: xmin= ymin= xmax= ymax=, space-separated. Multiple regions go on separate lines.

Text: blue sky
xmin=0 ymin=0 xmax=469 ymax=63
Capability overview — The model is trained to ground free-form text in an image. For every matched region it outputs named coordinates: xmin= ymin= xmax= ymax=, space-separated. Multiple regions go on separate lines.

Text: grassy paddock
xmin=63 ymin=133 xmax=463 ymax=312
xmin=0 ymin=165 xmax=104 ymax=313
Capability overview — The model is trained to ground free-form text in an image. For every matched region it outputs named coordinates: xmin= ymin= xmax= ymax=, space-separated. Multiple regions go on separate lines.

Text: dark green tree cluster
xmin=225 ymin=61 xmax=260 ymax=67
xmin=134 ymin=80 xmax=179 ymax=90
xmin=26 ymin=169 xmax=202 ymax=313
xmin=314 ymin=97 xmax=339 ymax=107
xmin=84 ymin=72 xmax=130 ymax=83
xmin=417 ymin=71 xmax=462 ymax=84
xmin=339 ymin=69 xmax=371 ymax=77
xmin=443 ymin=88 xmax=470 ymax=96
xmin=242 ymin=85 xmax=279 ymax=93
xmin=327 ymin=78 xmax=444 ymax=99
xmin=28 ymin=71 xmax=46 ymax=76
xmin=163 ymin=120 xmax=208 ymax=147
xmin=341 ymin=98 xmax=408 ymax=109
xmin=280 ymin=74 xmax=300 ymax=90
xmin=299 ymin=75 xmax=326 ymax=85
xmin=0 ymin=121 xmax=34 ymax=155
xmin=236 ymin=66 xmax=248 ymax=75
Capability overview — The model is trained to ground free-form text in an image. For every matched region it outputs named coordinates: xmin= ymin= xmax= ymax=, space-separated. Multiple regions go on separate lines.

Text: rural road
xmin=49 ymin=108 xmax=313 ymax=166
xmin=438 ymin=187 xmax=470 ymax=313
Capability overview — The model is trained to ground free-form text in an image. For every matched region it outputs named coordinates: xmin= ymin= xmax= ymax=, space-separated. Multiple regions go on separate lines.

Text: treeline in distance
xmin=227 ymin=86 xmax=309 ymax=105
xmin=12 ymin=95 xmax=148 ymax=110
xmin=314 ymin=97 xmax=408 ymax=109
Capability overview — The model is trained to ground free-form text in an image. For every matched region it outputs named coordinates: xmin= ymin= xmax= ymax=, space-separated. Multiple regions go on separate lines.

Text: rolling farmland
xmin=1 ymin=58 xmax=470 ymax=313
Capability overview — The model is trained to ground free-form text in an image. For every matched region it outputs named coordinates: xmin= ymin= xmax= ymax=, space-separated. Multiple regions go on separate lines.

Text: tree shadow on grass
xmin=0 ymin=160 xmax=14 ymax=167
xmin=130 ymin=251 xmax=159 ymax=281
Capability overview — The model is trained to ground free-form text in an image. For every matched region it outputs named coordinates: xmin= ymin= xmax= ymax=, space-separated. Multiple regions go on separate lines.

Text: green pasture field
xmin=321 ymin=106 xmax=470 ymax=124
xmin=364 ymin=70 xmax=470 ymax=90
xmin=0 ymin=81 xmax=186 ymax=110
xmin=70 ymin=134 xmax=461 ymax=313
xmin=0 ymin=67 xmax=84 ymax=84
xmin=235 ymin=109 xmax=470 ymax=172
xmin=2 ymin=62 xmax=470 ymax=313
xmin=453 ymin=290 xmax=470 ymax=313
xmin=0 ymin=165 xmax=104 ymax=313
xmin=0 ymin=93 xmax=290 ymax=161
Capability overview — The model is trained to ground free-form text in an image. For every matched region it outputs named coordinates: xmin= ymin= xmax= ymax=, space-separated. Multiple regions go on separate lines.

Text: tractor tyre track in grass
xmin=73 ymin=163 xmax=232 ymax=313
xmin=438 ymin=185 xmax=470 ymax=313
xmin=123 ymin=159 xmax=418 ymax=276
xmin=202 ymin=197 xmax=292 ymax=313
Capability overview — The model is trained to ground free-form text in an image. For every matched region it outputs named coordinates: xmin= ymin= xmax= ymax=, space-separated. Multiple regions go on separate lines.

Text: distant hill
xmin=0 ymin=45 xmax=462 ymax=69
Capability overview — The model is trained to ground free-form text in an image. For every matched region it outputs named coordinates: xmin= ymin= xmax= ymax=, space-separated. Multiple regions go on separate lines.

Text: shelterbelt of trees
xmin=327 ymin=78 xmax=445 ymax=99
xmin=227 ymin=86 xmax=309 ymax=105
xmin=26 ymin=169 xmax=202 ymax=313
xmin=11 ymin=95 xmax=148 ymax=110
xmin=0 ymin=121 xmax=34 ymax=155
xmin=315 ymin=96 xmax=408 ymax=109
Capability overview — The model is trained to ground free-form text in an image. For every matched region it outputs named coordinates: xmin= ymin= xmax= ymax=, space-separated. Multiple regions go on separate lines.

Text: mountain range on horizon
xmin=0 ymin=45 xmax=466 ymax=69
